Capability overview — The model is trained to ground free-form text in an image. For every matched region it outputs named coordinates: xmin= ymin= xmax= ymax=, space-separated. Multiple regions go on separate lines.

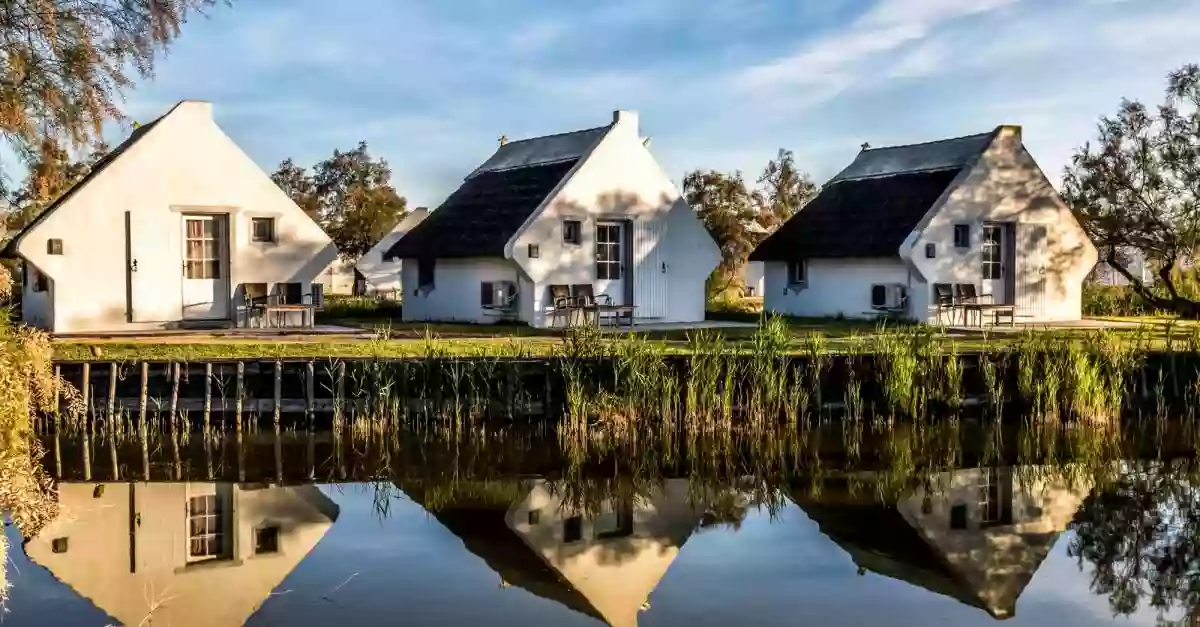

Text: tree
xmin=1063 ymin=63 xmax=1200 ymax=317
xmin=683 ymin=169 xmax=763 ymax=293
xmin=272 ymin=142 xmax=408 ymax=260
xmin=0 ymin=0 xmax=224 ymax=159
xmin=269 ymin=158 xmax=320 ymax=222
xmin=758 ymin=149 xmax=817 ymax=229
xmin=1068 ymin=461 xmax=1200 ymax=625
xmin=5 ymin=139 xmax=106 ymax=231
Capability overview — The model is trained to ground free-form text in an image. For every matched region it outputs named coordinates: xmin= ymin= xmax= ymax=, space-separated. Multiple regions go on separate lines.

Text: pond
xmin=3 ymin=420 xmax=1198 ymax=626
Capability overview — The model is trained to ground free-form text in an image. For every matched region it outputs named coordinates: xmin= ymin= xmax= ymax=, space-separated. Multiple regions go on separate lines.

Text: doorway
xmin=595 ymin=221 xmax=625 ymax=305
xmin=981 ymin=223 xmax=1012 ymax=304
xmin=181 ymin=214 xmax=230 ymax=320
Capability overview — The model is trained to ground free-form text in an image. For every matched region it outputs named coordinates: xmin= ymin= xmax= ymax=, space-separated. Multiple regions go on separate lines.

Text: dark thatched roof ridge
xmin=749 ymin=168 xmax=963 ymax=261
xmin=385 ymin=158 xmax=580 ymax=260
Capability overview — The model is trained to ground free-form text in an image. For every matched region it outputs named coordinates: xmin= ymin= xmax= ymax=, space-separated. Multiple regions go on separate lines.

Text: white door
xmin=1016 ymin=224 xmax=1048 ymax=319
xmin=595 ymin=222 xmax=625 ymax=305
xmin=981 ymin=223 xmax=1008 ymax=303
xmin=181 ymin=215 xmax=230 ymax=320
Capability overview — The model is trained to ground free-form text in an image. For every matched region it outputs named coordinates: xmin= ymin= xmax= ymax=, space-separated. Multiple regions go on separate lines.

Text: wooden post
xmin=138 ymin=362 xmax=149 ymax=430
xmin=237 ymin=429 xmax=245 ymax=483
xmin=53 ymin=427 xmax=62 ymax=479
xmin=169 ymin=362 xmax=181 ymax=428
xmin=108 ymin=428 xmax=119 ymax=481
xmin=235 ymin=361 xmax=245 ymax=435
xmin=274 ymin=359 xmax=283 ymax=428
xmin=81 ymin=415 xmax=92 ymax=481
xmin=274 ymin=423 xmax=283 ymax=485
xmin=81 ymin=362 xmax=91 ymax=431
xmin=305 ymin=360 xmax=315 ymax=419
xmin=306 ymin=429 xmax=315 ymax=481
xmin=203 ymin=362 xmax=213 ymax=434
xmin=336 ymin=361 xmax=346 ymax=428
xmin=53 ymin=364 xmax=61 ymax=431
xmin=106 ymin=363 xmax=118 ymax=425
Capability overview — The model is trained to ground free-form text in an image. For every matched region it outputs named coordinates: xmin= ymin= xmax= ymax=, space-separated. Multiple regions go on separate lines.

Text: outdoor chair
xmin=933 ymin=283 xmax=956 ymax=325
xmin=547 ymin=284 xmax=575 ymax=328
xmin=241 ymin=283 xmax=270 ymax=328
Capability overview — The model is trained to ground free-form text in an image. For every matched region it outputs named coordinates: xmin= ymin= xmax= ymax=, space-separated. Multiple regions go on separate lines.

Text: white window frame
xmin=187 ymin=494 xmax=225 ymax=561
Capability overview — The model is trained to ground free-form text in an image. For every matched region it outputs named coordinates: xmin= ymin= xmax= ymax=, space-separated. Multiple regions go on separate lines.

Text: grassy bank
xmin=51 ymin=316 xmax=1200 ymax=362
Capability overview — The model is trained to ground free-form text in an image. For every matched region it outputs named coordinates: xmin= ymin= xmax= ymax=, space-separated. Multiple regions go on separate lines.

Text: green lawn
xmin=49 ymin=316 xmax=1200 ymax=362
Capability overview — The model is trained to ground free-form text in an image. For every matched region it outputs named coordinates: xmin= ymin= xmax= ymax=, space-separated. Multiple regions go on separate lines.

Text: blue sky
xmin=125 ymin=0 xmax=1198 ymax=208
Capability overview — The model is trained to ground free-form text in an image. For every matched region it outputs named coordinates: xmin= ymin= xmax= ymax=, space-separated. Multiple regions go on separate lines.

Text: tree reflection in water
xmin=1069 ymin=460 xmax=1200 ymax=626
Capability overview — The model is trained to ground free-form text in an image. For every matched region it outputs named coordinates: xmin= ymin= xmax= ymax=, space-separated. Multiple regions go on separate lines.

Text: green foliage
xmin=317 ymin=296 xmax=401 ymax=321
xmin=1064 ymin=62 xmax=1200 ymax=316
xmin=1084 ymin=270 xmax=1200 ymax=316
xmin=272 ymin=141 xmax=408 ymax=260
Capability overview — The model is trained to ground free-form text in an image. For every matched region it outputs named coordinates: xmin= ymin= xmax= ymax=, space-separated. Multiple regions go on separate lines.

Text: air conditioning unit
xmin=481 ymin=281 xmax=518 ymax=309
xmin=871 ymin=283 xmax=908 ymax=310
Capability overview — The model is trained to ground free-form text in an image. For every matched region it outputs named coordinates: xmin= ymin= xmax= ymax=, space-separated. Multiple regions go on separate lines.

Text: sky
xmin=121 ymin=0 xmax=1199 ymax=208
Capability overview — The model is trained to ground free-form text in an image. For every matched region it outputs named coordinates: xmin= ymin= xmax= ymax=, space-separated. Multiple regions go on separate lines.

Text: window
xmin=563 ymin=516 xmax=583 ymax=543
xmin=528 ymin=244 xmax=540 ymax=258
xmin=279 ymin=282 xmax=303 ymax=305
xmin=954 ymin=224 xmax=970 ymax=249
xmin=184 ymin=217 xmax=222 ymax=280
xmin=254 ymin=526 xmax=280 ymax=555
xmin=981 ymin=225 xmax=1003 ymax=280
xmin=563 ymin=220 xmax=582 ymax=245
xmin=596 ymin=224 xmax=622 ymax=280
xmin=52 ymin=537 xmax=69 ymax=554
xmin=925 ymin=243 xmax=936 ymax=259
xmin=47 ymin=239 xmax=63 ymax=255
xmin=787 ymin=261 xmax=806 ymax=287
xmin=417 ymin=258 xmax=434 ymax=291
xmin=978 ymin=467 xmax=1013 ymax=528
xmin=188 ymin=494 xmax=225 ymax=559
xmin=251 ymin=217 xmax=276 ymax=243
xmin=528 ymin=509 xmax=541 ymax=525
xmin=949 ymin=504 xmax=968 ymax=530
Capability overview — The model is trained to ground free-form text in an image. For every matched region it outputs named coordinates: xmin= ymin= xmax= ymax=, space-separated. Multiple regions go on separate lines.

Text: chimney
xmin=997 ymin=124 xmax=1022 ymax=140
xmin=498 ymin=134 xmax=509 ymax=147
xmin=860 ymin=142 xmax=872 ymax=151
xmin=612 ymin=109 xmax=640 ymax=135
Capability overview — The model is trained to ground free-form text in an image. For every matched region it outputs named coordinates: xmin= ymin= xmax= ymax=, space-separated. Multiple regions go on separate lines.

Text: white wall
xmin=743 ymin=261 xmax=765 ymax=297
xmin=905 ymin=127 xmax=1097 ymax=323
xmin=763 ymin=258 xmax=909 ymax=319
xmin=15 ymin=101 xmax=337 ymax=333
xmin=356 ymin=208 xmax=429 ymax=295
xmin=315 ymin=257 xmax=356 ymax=295
xmin=400 ymin=257 xmax=526 ymax=324
xmin=26 ymin=482 xmax=337 ymax=627
xmin=20 ymin=264 xmax=53 ymax=330
xmin=510 ymin=111 xmax=719 ymax=327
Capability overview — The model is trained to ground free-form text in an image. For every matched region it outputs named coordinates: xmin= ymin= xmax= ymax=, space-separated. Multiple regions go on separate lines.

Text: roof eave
xmin=501 ymin=124 xmax=615 ymax=260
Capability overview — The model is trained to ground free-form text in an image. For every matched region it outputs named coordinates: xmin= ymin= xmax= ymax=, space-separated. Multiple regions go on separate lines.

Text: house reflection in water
xmin=399 ymin=478 xmax=705 ymax=627
xmin=792 ymin=466 xmax=1091 ymax=620
xmin=25 ymin=482 xmax=339 ymax=626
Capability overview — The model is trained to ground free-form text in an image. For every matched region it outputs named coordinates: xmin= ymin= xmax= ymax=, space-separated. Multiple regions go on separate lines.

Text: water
xmin=4 ymin=423 xmax=1198 ymax=627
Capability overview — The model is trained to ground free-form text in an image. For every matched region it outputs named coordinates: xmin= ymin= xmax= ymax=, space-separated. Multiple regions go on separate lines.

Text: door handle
xmin=130 ymin=259 xmax=138 ymax=272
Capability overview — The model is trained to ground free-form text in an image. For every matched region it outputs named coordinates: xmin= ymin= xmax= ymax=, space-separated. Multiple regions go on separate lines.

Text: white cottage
xmin=750 ymin=126 xmax=1097 ymax=324
xmin=26 ymin=482 xmax=339 ymax=627
xmin=385 ymin=110 xmax=720 ymax=327
xmin=1 ymin=100 xmax=338 ymax=333
xmin=355 ymin=207 xmax=429 ymax=297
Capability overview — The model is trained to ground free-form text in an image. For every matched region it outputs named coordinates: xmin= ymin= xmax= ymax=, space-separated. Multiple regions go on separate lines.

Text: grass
xmin=50 ymin=315 xmax=1200 ymax=362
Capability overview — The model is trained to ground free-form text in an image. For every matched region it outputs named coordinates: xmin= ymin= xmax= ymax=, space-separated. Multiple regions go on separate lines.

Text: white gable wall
xmin=509 ymin=111 xmax=720 ymax=327
xmin=15 ymin=101 xmax=337 ymax=333
xmin=400 ymin=257 xmax=528 ymax=324
xmin=356 ymin=208 xmax=429 ymax=295
xmin=904 ymin=128 xmax=1097 ymax=323
xmin=763 ymin=259 xmax=909 ymax=318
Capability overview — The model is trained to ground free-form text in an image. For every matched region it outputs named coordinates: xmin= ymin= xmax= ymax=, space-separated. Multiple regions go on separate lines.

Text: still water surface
xmin=3 ymin=430 xmax=1195 ymax=626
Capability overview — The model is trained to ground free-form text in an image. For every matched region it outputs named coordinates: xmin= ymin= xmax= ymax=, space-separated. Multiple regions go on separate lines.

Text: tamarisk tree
xmin=1063 ymin=63 xmax=1200 ymax=316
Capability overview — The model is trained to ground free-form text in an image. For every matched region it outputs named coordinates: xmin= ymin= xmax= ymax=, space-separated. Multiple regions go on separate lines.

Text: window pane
xmin=186 ymin=241 xmax=203 ymax=261
xmin=202 ymin=240 xmax=217 ymax=259
xmin=207 ymin=260 xmax=221 ymax=279
xmin=201 ymin=219 xmax=215 ymax=237
xmin=186 ymin=220 xmax=204 ymax=238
